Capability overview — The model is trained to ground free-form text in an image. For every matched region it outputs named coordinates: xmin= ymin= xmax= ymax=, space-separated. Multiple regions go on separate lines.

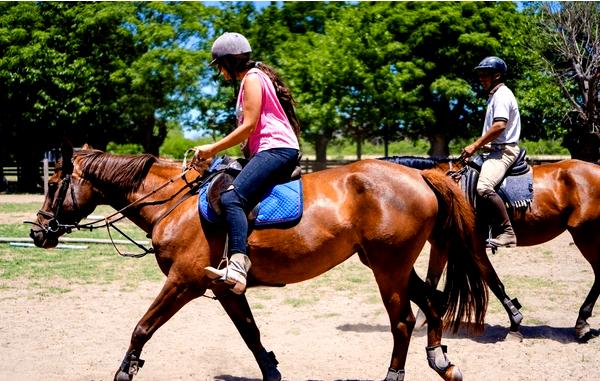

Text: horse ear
xmin=60 ymin=138 xmax=74 ymax=174
xmin=81 ymin=143 xmax=93 ymax=150
xmin=61 ymin=139 xmax=73 ymax=160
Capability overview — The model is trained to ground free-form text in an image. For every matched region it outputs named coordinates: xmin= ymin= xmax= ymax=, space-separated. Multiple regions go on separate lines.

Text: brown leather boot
xmin=204 ymin=253 xmax=251 ymax=294
xmin=482 ymin=192 xmax=517 ymax=248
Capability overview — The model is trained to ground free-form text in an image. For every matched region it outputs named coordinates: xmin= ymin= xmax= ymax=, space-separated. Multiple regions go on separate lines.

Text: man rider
xmin=461 ymin=56 xmax=520 ymax=248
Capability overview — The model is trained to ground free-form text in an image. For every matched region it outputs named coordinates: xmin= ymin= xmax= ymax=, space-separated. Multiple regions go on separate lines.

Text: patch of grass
xmin=283 ymin=296 xmax=318 ymax=307
xmin=0 ymin=202 xmax=44 ymax=214
xmin=542 ymin=250 xmax=553 ymax=257
xmin=0 ymin=201 xmax=171 ymax=290
xmin=504 ymin=275 xmax=556 ymax=290
xmin=315 ymin=312 xmax=341 ymax=319
xmin=0 ymin=242 xmax=162 ymax=288
xmin=36 ymin=286 xmax=71 ymax=297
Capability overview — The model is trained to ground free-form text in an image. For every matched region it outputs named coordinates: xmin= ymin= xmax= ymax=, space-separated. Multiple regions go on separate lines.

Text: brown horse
xmin=384 ymin=156 xmax=600 ymax=341
xmin=29 ymin=146 xmax=488 ymax=381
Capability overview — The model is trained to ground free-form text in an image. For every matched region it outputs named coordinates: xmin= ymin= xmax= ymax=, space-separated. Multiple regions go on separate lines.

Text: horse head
xmin=29 ymin=143 xmax=100 ymax=248
xmin=30 ymin=144 xmax=215 ymax=249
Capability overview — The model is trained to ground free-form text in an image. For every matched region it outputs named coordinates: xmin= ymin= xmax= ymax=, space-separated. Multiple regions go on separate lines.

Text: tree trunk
xmin=142 ymin=115 xmax=167 ymax=156
xmin=314 ymin=135 xmax=329 ymax=171
xmin=564 ymin=130 xmax=600 ymax=164
xmin=427 ymin=133 xmax=450 ymax=157
xmin=16 ymin=152 xmax=41 ymax=193
xmin=383 ymin=123 xmax=389 ymax=157
xmin=356 ymin=135 xmax=362 ymax=160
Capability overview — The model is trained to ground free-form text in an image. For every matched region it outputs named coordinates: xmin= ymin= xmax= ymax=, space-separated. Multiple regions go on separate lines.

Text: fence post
xmin=42 ymin=159 xmax=49 ymax=196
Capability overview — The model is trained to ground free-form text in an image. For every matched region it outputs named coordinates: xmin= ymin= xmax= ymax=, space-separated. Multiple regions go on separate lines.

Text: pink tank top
xmin=236 ymin=68 xmax=299 ymax=156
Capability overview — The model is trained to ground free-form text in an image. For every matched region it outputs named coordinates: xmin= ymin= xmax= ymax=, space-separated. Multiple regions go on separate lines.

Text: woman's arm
xmin=195 ymin=74 xmax=262 ymax=158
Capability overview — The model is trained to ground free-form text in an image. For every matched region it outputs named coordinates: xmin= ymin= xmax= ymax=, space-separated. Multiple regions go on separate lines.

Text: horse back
xmin=515 ymin=159 xmax=600 ymax=244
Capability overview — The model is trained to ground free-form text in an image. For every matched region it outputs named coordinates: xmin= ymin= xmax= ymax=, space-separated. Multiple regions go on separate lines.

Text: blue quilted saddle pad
xmin=198 ymin=179 xmax=303 ymax=227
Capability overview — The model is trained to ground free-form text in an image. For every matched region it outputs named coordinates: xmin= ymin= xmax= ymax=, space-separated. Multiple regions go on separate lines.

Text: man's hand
xmin=461 ymin=143 xmax=478 ymax=158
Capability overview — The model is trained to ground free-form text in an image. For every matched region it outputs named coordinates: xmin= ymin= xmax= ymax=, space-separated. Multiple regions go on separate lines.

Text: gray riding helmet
xmin=210 ymin=32 xmax=252 ymax=66
xmin=474 ymin=56 xmax=507 ymax=74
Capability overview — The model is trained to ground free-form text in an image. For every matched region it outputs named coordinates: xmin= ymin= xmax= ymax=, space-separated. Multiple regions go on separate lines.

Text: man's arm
xmin=462 ymin=119 xmax=507 ymax=157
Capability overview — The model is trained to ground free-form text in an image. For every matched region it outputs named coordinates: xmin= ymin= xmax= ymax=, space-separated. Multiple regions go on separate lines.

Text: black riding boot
xmin=481 ymin=191 xmax=517 ymax=247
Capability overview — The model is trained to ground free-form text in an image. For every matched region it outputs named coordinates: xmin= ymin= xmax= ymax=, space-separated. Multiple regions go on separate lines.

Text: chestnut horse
xmin=30 ymin=147 xmax=488 ymax=381
xmin=384 ymin=156 xmax=600 ymax=341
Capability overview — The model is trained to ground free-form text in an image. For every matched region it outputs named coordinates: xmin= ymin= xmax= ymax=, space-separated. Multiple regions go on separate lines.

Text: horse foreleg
xmin=213 ymin=287 xmax=281 ymax=381
xmin=114 ymin=277 xmax=202 ymax=381
xmin=368 ymin=256 xmax=416 ymax=381
xmin=409 ymin=270 xmax=463 ymax=381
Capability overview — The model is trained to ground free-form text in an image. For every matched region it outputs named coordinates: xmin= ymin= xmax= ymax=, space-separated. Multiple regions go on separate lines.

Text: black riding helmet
xmin=474 ymin=56 xmax=507 ymax=75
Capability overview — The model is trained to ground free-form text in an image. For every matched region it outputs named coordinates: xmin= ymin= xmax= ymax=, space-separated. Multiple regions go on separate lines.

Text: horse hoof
xmin=414 ymin=309 xmax=427 ymax=331
xmin=443 ymin=365 xmax=463 ymax=381
xmin=114 ymin=370 xmax=132 ymax=381
xmin=575 ymin=322 xmax=591 ymax=341
xmin=264 ymin=369 xmax=281 ymax=381
xmin=505 ymin=330 xmax=523 ymax=342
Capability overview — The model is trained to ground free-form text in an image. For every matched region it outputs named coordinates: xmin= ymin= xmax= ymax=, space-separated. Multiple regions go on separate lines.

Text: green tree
xmin=380 ymin=2 xmax=530 ymax=156
xmin=0 ymin=2 xmax=213 ymax=191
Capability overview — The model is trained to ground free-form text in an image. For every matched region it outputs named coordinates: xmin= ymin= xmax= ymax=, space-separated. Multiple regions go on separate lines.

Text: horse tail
xmin=421 ymin=169 xmax=488 ymax=333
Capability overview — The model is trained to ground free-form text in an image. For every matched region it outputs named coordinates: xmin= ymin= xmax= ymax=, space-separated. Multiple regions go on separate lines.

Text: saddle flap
xmin=206 ymin=172 xmax=234 ymax=216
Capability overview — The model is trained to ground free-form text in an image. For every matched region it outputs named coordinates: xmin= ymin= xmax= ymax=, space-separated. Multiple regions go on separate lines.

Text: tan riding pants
xmin=476 ymin=144 xmax=520 ymax=196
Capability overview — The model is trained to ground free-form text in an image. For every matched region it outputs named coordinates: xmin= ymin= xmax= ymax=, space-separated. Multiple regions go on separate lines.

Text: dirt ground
xmin=1 ymin=194 xmax=599 ymax=381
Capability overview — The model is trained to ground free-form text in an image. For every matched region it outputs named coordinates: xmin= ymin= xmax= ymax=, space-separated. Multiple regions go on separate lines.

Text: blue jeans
xmin=220 ymin=148 xmax=299 ymax=255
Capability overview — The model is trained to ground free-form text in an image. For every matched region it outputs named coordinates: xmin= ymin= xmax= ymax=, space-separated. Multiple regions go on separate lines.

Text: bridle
xmin=27 ymin=152 xmax=218 ymax=258
xmin=30 ymin=161 xmax=80 ymax=236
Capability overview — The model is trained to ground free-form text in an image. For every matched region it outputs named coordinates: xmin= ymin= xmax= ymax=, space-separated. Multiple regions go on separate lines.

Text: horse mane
xmin=379 ymin=156 xmax=451 ymax=170
xmin=75 ymin=150 xmax=158 ymax=192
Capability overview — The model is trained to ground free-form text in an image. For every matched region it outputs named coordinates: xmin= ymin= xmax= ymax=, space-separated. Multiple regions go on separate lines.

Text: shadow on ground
xmin=336 ymin=322 xmax=600 ymax=344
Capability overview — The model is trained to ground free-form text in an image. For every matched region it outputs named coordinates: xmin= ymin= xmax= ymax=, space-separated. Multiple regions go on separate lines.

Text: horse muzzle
xmin=29 ymin=224 xmax=60 ymax=249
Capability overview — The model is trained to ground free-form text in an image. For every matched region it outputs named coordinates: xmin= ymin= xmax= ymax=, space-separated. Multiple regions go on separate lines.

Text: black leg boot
xmin=482 ymin=192 xmax=517 ymax=247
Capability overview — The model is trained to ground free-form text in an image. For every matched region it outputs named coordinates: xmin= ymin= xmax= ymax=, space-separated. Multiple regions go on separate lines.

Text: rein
xmin=445 ymin=156 xmax=469 ymax=182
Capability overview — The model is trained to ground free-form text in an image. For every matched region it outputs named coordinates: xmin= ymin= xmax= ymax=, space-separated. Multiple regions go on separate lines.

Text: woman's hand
xmin=194 ymin=143 xmax=218 ymax=160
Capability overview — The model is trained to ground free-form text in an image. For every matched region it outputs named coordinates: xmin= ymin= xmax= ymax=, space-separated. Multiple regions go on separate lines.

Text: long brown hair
xmin=220 ymin=54 xmax=301 ymax=139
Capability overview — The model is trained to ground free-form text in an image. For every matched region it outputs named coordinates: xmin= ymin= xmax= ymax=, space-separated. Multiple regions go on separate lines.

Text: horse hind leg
xmin=414 ymin=242 xmax=448 ymax=331
xmin=114 ymin=277 xmax=203 ymax=381
xmin=420 ymin=240 xmax=523 ymax=340
xmin=569 ymin=228 xmax=600 ymax=341
xmin=409 ymin=270 xmax=463 ymax=381
xmin=213 ymin=286 xmax=281 ymax=381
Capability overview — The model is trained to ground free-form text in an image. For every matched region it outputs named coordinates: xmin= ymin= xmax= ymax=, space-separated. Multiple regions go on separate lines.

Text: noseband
xmin=31 ymin=163 xmax=80 ymax=235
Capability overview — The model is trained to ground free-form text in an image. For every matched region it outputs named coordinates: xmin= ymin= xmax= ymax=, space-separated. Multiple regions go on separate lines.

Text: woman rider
xmin=194 ymin=32 xmax=301 ymax=294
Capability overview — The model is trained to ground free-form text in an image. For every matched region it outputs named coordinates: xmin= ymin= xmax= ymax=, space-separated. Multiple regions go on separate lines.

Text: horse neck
xmin=104 ymin=163 xmax=187 ymax=234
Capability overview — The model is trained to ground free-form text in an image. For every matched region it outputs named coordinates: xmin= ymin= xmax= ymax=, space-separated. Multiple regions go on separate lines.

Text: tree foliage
xmin=529 ymin=1 xmax=600 ymax=162
xmin=0 ymin=2 xmax=212 ymax=190
xmin=1 ymin=1 xmax=596 ymax=192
